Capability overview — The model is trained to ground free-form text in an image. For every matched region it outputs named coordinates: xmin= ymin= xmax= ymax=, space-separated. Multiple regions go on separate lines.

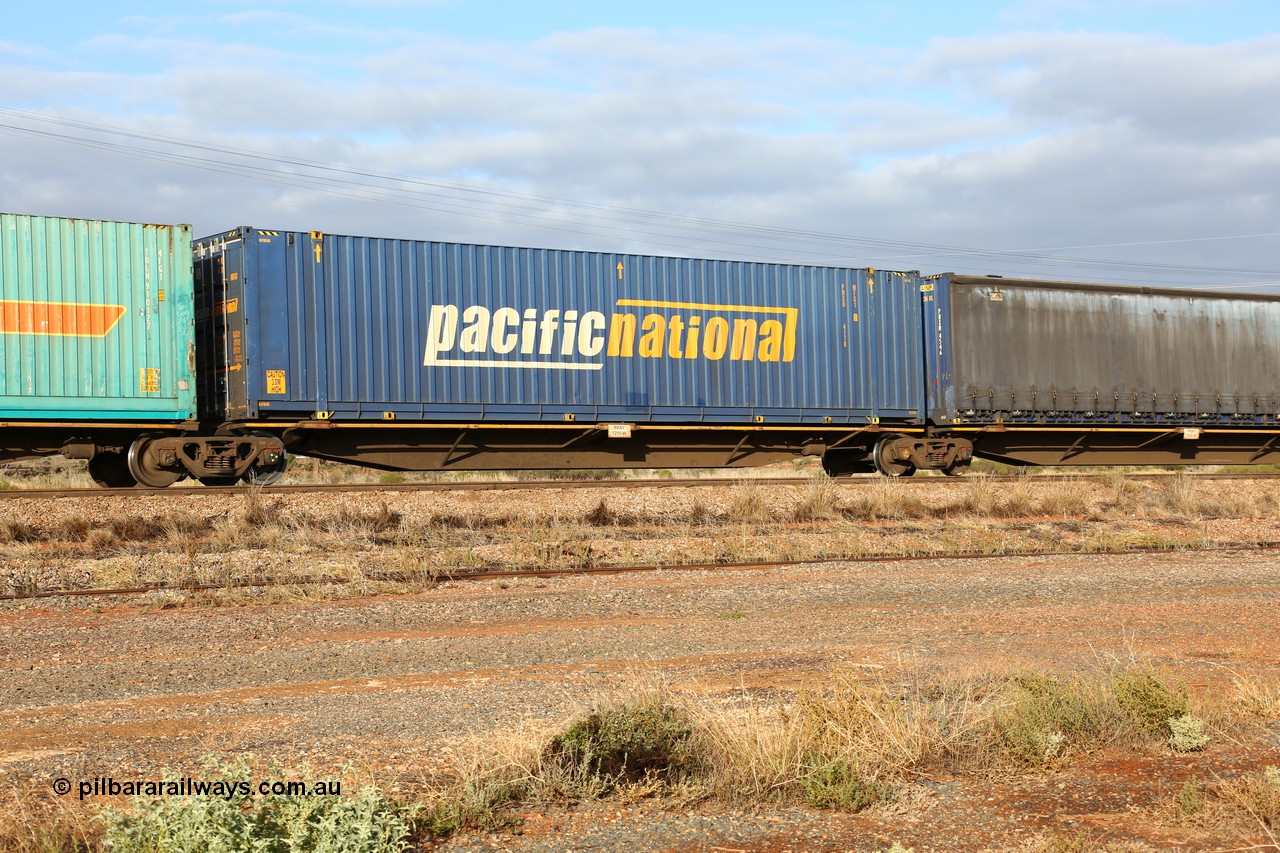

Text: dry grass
xmin=1213 ymin=767 xmax=1280 ymax=835
xmin=1231 ymin=674 xmax=1280 ymax=719
xmin=694 ymin=668 xmax=990 ymax=803
xmin=727 ymin=484 xmax=772 ymax=523
xmin=5 ymin=471 xmax=1280 ymax=600
xmin=582 ymin=498 xmax=620 ymax=526
xmin=0 ymin=456 xmax=828 ymax=491
xmin=416 ymin=681 xmax=706 ymax=835
xmin=407 ymin=665 xmax=1280 ymax=837
xmin=3 ymin=668 xmax=1277 ymax=846
xmin=1019 ymin=829 xmax=1162 ymax=852
xmin=0 ymin=780 xmax=101 ymax=853
xmin=792 ymin=476 xmax=840 ymax=521
xmin=841 ymin=479 xmax=930 ymax=520
xmin=1169 ymin=767 xmax=1280 ymax=845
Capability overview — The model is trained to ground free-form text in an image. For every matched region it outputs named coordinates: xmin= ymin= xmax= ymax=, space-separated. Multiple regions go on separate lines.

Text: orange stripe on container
xmin=0 ymin=301 xmax=127 ymax=337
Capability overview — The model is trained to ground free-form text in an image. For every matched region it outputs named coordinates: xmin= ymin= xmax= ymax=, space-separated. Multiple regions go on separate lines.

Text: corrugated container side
xmin=0 ymin=214 xmax=195 ymax=420
xmin=938 ymin=274 xmax=1280 ymax=426
xmin=196 ymin=229 xmax=926 ymax=426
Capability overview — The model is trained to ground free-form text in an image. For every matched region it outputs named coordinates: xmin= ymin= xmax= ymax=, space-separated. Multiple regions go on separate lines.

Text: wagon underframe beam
xmin=969 ymin=428 xmax=1280 ymax=466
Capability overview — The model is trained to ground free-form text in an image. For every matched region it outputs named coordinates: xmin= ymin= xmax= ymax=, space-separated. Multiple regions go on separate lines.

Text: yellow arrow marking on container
xmin=617 ymin=262 xmax=624 ymax=280
xmin=0 ymin=300 xmax=126 ymax=337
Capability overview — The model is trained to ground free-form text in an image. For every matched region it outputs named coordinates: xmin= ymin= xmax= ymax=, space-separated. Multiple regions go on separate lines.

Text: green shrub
xmin=416 ymin=777 xmax=527 ymax=839
xmin=1112 ymin=669 xmax=1187 ymax=737
xmin=416 ymin=802 xmax=462 ymax=839
xmin=1177 ymin=778 xmax=1204 ymax=819
xmin=546 ymin=701 xmax=697 ymax=790
xmin=801 ymin=758 xmax=892 ymax=811
xmin=378 ymin=472 xmax=407 ymax=485
xmin=995 ymin=674 xmax=1104 ymax=767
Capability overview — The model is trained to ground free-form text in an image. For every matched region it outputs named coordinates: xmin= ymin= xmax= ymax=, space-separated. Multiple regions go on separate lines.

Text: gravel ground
xmin=2 ymin=536 xmax=1279 ymax=850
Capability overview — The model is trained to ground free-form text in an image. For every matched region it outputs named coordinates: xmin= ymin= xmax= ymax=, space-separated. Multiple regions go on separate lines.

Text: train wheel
xmin=241 ymin=432 xmax=288 ymax=486
xmin=126 ymin=436 xmax=184 ymax=488
xmin=88 ymin=452 xmax=137 ymax=488
xmin=941 ymin=461 xmax=969 ymax=477
xmin=874 ymin=438 xmax=916 ymax=478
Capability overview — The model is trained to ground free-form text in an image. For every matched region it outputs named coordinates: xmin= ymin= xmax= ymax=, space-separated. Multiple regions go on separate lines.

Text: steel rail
xmin=3 ymin=540 xmax=1276 ymax=602
xmin=2 ymin=471 xmax=1280 ymax=501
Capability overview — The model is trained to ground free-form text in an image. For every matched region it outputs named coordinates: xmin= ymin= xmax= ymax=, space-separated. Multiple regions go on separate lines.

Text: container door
xmin=195 ymin=234 xmax=249 ymax=421
xmin=920 ymin=274 xmax=954 ymax=425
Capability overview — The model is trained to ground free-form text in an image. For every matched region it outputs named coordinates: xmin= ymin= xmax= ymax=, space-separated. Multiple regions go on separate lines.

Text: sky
xmin=2 ymin=0 xmax=1279 ymax=288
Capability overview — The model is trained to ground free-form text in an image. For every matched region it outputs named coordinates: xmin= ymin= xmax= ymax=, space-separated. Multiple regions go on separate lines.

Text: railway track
xmin=2 ymin=471 xmax=1280 ymax=500
xmin=3 ymin=540 xmax=1275 ymax=602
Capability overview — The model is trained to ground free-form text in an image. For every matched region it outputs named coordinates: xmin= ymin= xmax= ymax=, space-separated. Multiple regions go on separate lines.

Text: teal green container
xmin=0 ymin=214 xmax=195 ymax=420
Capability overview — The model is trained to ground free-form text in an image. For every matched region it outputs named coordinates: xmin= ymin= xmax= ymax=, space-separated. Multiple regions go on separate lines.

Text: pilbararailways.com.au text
xmin=58 ymin=776 xmax=341 ymax=801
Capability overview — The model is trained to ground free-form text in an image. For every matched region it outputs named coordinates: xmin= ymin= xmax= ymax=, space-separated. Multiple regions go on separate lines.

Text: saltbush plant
xmin=98 ymin=757 xmax=411 ymax=853
xmin=1167 ymin=714 xmax=1210 ymax=752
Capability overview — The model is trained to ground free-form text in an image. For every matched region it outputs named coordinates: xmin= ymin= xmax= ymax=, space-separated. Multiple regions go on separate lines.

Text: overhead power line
xmin=1 ymin=108 xmax=1278 ymax=287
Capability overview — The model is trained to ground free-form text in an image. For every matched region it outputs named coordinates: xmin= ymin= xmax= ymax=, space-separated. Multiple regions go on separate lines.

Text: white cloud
xmin=1 ymin=21 xmax=1277 ymax=285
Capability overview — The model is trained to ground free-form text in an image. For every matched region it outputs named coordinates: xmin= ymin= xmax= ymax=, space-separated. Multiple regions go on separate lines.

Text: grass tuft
xmin=792 ymin=477 xmax=839 ymax=521
xmin=583 ymin=498 xmax=618 ymax=527
xmin=241 ymin=487 xmax=275 ymax=528
xmin=0 ymin=520 xmax=41 ymax=543
xmin=728 ymin=486 xmax=772 ymax=523
xmin=0 ymin=781 xmax=101 ymax=853
xmin=1214 ymin=766 xmax=1280 ymax=831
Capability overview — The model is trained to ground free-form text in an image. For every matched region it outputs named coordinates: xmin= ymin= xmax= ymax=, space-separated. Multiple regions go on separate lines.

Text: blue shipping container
xmin=195 ymin=229 xmax=925 ymax=427
xmin=0 ymin=213 xmax=195 ymax=420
